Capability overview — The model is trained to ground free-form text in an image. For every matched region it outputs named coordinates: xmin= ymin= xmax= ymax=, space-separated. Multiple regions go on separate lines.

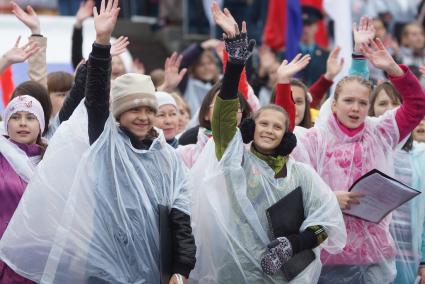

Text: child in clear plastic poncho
xmin=0 ymin=95 xmax=46 ymax=284
xmin=291 ymin=36 xmax=425 ymax=283
xmin=0 ymin=1 xmax=196 ymax=283
xmin=369 ymin=83 xmax=425 ymax=284
xmin=188 ymin=4 xmax=346 ymax=284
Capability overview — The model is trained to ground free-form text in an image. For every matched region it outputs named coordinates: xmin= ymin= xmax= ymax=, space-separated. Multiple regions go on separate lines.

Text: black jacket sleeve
xmin=170 ymin=208 xmax=196 ymax=278
xmin=177 ymin=126 xmax=200 ymax=146
xmin=58 ymin=63 xmax=87 ymax=123
xmin=85 ymin=42 xmax=111 ymax=145
xmin=71 ymin=26 xmax=84 ymax=69
xmin=219 ymin=60 xmax=244 ymax=100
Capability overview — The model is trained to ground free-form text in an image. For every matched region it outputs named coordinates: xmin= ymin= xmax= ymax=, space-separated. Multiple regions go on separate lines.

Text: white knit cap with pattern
xmin=4 ymin=95 xmax=45 ymax=134
xmin=155 ymin=91 xmax=178 ymax=110
xmin=110 ymin=73 xmax=157 ymax=119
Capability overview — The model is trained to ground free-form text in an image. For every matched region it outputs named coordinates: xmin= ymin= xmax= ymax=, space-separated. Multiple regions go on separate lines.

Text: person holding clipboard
xmin=291 ymin=16 xmax=425 ymax=284
xmin=188 ymin=3 xmax=346 ymax=283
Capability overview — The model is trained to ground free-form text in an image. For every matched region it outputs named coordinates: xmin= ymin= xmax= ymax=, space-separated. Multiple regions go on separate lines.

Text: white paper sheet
xmin=343 ymin=169 xmax=420 ymax=223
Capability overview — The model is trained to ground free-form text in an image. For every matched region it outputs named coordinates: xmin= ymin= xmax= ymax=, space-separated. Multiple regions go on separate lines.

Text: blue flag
xmin=285 ymin=0 xmax=303 ymax=61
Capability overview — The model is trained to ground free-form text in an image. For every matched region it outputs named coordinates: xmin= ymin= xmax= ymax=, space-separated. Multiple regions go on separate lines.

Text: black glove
xmin=224 ymin=32 xmax=256 ymax=65
xmin=261 ymin=237 xmax=293 ymax=275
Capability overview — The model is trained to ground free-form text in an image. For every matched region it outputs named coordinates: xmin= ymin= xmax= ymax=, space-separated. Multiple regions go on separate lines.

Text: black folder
xmin=159 ymin=204 xmax=172 ymax=284
xmin=265 ymin=186 xmax=316 ymax=281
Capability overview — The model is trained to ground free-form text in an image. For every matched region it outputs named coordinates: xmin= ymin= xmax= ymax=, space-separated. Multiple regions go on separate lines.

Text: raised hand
xmin=277 ymin=53 xmax=311 ymax=83
xmin=111 ymin=36 xmax=129 ymax=56
xmin=211 ymin=2 xmax=238 ymax=38
xmin=3 ymin=36 xmax=39 ymax=64
xmin=93 ymin=0 xmax=120 ymax=45
xmin=353 ymin=16 xmax=375 ymax=54
xmin=360 ymin=38 xmax=403 ymax=76
xmin=11 ymin=1 xmax=40 ymax=34
xmin=157 ymin=52 xmax=187 ymax=92
xmin=324 ymin=46 xmax=344 ymax=81
xmin=75 ymin=0 xmax=95 ymax=28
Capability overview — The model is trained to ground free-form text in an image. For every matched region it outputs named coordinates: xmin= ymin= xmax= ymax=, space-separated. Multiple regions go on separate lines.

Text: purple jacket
xmin=0 ymin=139 xmax=39 ymax=284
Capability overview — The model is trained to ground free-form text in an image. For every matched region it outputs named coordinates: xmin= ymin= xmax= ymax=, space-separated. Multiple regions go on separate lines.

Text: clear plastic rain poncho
xmin=390 ymin=142 xmax=425 ymax=284
xmin=0 ymin=102 xmax=191 ymax=283
xmin=292 ymin=107 xmax=401 ymax=283
xmin=188 ymin=130 xmax=346 ymax=283
xmin=0 ymin=135 xmax=41 ymax=182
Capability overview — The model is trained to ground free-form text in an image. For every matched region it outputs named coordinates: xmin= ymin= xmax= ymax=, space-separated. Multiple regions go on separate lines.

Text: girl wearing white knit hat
xmin=0 ymin=1 xmax=195 ymax=284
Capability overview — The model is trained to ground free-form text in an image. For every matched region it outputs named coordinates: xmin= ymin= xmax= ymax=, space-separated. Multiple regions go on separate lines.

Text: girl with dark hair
xmin=11 ymin=81 xmax=52 ymax=137
xmin=189 ymin=4 xmax=345 ymax=283
xmin=0 ymin=95 xmax=46 ymax=283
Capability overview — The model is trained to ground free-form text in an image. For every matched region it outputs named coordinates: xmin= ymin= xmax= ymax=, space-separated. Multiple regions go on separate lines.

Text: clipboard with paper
xmin=344 ymin=169 xmax=420 ymax=223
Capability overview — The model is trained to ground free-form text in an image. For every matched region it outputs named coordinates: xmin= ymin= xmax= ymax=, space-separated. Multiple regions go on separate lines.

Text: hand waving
xmin=11 ymin=1 xmax=40 ymax=34
xmin=277 ymin=53 xmax=311 ymax=83
xmin=324 ymin=46 xmax=344 ymax=81
xmin=211 ymin=2 xmax=238 ymax=38
xmin=3 ymin=36 xmax=39 ymax=65
xmin=157 ymin=52 xmax=187 ymax=92
xmin=111 ymin=36 xmax=129 ymax=56
xmin=94 ymin=0 xmax=120 ymax=45
xmin=360 ymin=38 xmax=403 ymax=76
xmin=75 ymin=0 xmax=95 ymax=28
xmin=353 ymin=16 xmax=375 ymax=54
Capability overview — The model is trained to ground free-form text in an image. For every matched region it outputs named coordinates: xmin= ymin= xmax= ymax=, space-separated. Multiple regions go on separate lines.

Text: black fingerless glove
xmin=224 ymin=32 xmax=256 ymax=65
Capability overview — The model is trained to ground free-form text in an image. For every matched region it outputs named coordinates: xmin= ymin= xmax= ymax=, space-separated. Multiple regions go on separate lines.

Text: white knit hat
xmin=4 ymin=95 xmax=45 ymax=134
xmin=155 ymin=91 xmax=177 ymax=110
xmin=110 ymin=73 xmax=157 ymax=119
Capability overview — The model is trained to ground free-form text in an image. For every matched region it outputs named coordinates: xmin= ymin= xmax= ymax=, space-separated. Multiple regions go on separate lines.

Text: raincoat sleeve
xmin=212 ymin=60 xmax=244 ymax=160
xmin=422 ymin=222 xmax=425 ymax=263
xmin=84 ymin=42 xmax=112 ymax=145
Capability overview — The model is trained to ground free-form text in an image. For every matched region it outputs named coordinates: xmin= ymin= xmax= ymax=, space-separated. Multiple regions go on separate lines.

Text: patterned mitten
xmin=261 ymin=237 xmax=293 ymax=275
xmin=224 ymin=32 xmax=256 ymax=65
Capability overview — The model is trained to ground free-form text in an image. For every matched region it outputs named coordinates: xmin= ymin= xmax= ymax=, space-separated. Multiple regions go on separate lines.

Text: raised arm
xmin=85 ymin=0 xmax=119 ymax=145
xmin=348 ymin=16 xmax=376 ymax=80
xmin=0 ymin=37 xmax=39 ymax=75
xmin=361 ymin=38 xmax=425 ymax=142
xmin=210 ymin=3 xmax=255 ymax=160
xmin=58 ymin=61 xmax=87 ymax=123
xmin=11 ymin=1 xmax=48 ymax=88
xmin=308 ymin=46 xmax=344 ymax=109
xmin=274 ymin=54 xmax=311 ymax=131
xmin=157 ymin=52 xmax=188 ymax=93
xmin=71 ymin=0 xmax=95 ymax=69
